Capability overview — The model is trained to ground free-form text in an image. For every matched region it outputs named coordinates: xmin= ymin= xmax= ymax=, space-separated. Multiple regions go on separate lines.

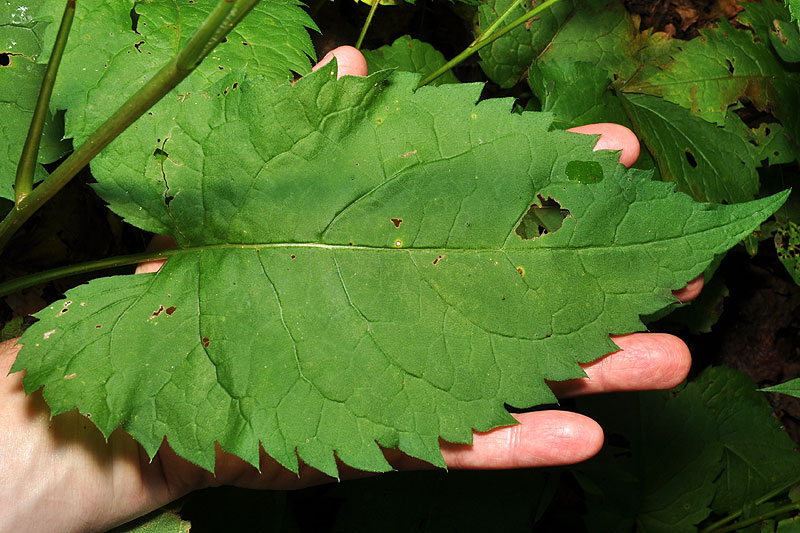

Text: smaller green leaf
xmin=528 ymin=59 xmax=627 ymax=129
xmin=535 ymin=0 xmax=642 ymax=80
xmin=775 ymin=220 xmax=800 ymax=285
xmin=620 ymin=94 xmax=761 ymax=204
xmin=362 ymin=35 xmax=458 ymax=85
xmin=770 ymin=17 xmax=800 ymax=62
xmin=778 ymin=515 xmax=800 ymax=533
xmin=115 ymin=507 xmax=191 ymax=533
xmin=748 ymin=123 xmax=799 ymax=166
xmin=476 ymin=0 xmax=575 ymax=88
xmin=762 ymin=378 xmax=800 ymax=398
xmin=625 ymin=3 xmax=800 ymax=143
xmin=0 ymin=316 xmax=26 ymax=341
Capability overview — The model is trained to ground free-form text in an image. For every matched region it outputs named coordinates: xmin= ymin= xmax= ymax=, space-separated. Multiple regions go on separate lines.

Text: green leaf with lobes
xmin=12 ymin=65 xmax=789 ymax=477
xmin=35 ymin=0 xmax=317 ymax=147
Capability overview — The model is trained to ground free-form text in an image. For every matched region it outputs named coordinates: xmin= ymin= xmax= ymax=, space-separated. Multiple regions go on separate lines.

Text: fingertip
xmin=312 ymin=46 xmax=368 ymax=78
xmin=568 ymin=123 xmax=641 ymax=168
xmin=550 ymin=333 xmax=692 ymax=398
xmin=441 ymin=411 xmax=604 ymax=469
xmin=134 ymin=235 xmax=175 ymax=275
xmin=673 ymin=274 xmax=705 ymax=303
xmin=610 ymin=333 xmax=692 ymax=390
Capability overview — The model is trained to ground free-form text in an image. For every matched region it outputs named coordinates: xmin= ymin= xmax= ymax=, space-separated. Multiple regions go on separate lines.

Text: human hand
xmin=0 ymin=46 xmax=701 ymax=532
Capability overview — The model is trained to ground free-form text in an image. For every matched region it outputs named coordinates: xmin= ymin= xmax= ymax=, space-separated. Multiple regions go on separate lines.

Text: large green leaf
xmin=12 ymin=64 xmax=787 ymax=476
xmin=0 ymin=0 xmax=70 ymax=200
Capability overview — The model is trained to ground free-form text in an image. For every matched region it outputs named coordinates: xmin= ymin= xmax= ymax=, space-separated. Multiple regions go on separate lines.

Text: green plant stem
xmin=710 ymin=502 xmax=800 ymax=533
xmin=417 ymin=0 xmax=566 ymax=88
xmin=0 ymin=0 xmax=259 ymax=254
xmin=355 ymin=0 xmax=380 ymax=50
xmin=700 ymin=479 xmax=800 ymax=532
xmin=0 ymin=249 xmax=178 ymax=297
xmin=480 ymin=0 xmax=528 ymax=41
xmin=14 ymin=0 xmax=75 ymax=205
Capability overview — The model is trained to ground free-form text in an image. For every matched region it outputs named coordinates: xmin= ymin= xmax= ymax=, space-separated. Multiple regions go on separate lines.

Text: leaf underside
xmin=13 ymin=62 xmax=787 ymax=476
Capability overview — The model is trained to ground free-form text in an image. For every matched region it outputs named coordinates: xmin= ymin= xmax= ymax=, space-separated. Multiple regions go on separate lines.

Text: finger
xmin=431 ymin=411 xmax=603 ymax=470
xmin=548 ymin=333 xmax=691 ymax=398
xmin=311 ymin=45 xmax=368 ymax=78
xmin=568 ymin=123 xmax=641 ymax=168
xmin=134 ymin=235 xmax=175 ymax=274
xmin=673 ymin=274 xmax=704 ymax=302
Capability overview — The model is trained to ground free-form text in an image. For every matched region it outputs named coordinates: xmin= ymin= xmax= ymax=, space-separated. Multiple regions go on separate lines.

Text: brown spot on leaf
xmin=165 ymin=306 xmax=177 ymax=316
xmin=64 ymin=373 xmax=77 ymax=380
xmin=202 ymin=337 xmax=210 ymax=348
xmin=390 ymin=218 xmax=403 ymax=228
xmin=290 ymin=254 xmax=296 ymax=259
xmin=95 ymin=325 xmax=102 ymax=329
xmin=400 ymin=150 xmax=417 ymax=158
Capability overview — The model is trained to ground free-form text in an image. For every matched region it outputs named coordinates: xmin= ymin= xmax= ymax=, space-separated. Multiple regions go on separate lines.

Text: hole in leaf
xmin=150 ymin=305 xmax=165 ymax=319
xmin=390 ymin=218 xmax=403 ymax=228
xmin=725 ymin=58 xmax=734 ymax=74
xmin=164 ymin=195 xmax=174 ymax=206
xmin=153 ymin=147 xmax=168 ymax=161
xmin=565 ymin=160 xmax=604 ymax=183
xmin=0 ymin=53 xmax=10 ymax=67
xmin=685 ymin=150 xmax=698 ymax=168
xmin=514 ymin=195 xmax=571 ymax=240
xmin=134 ymin=40 xmax=144 ymax=53
xmin=433 ymin=254 xmax=444 ymax=265
xmin=129 ymin=6 xmax=140 ymax=33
